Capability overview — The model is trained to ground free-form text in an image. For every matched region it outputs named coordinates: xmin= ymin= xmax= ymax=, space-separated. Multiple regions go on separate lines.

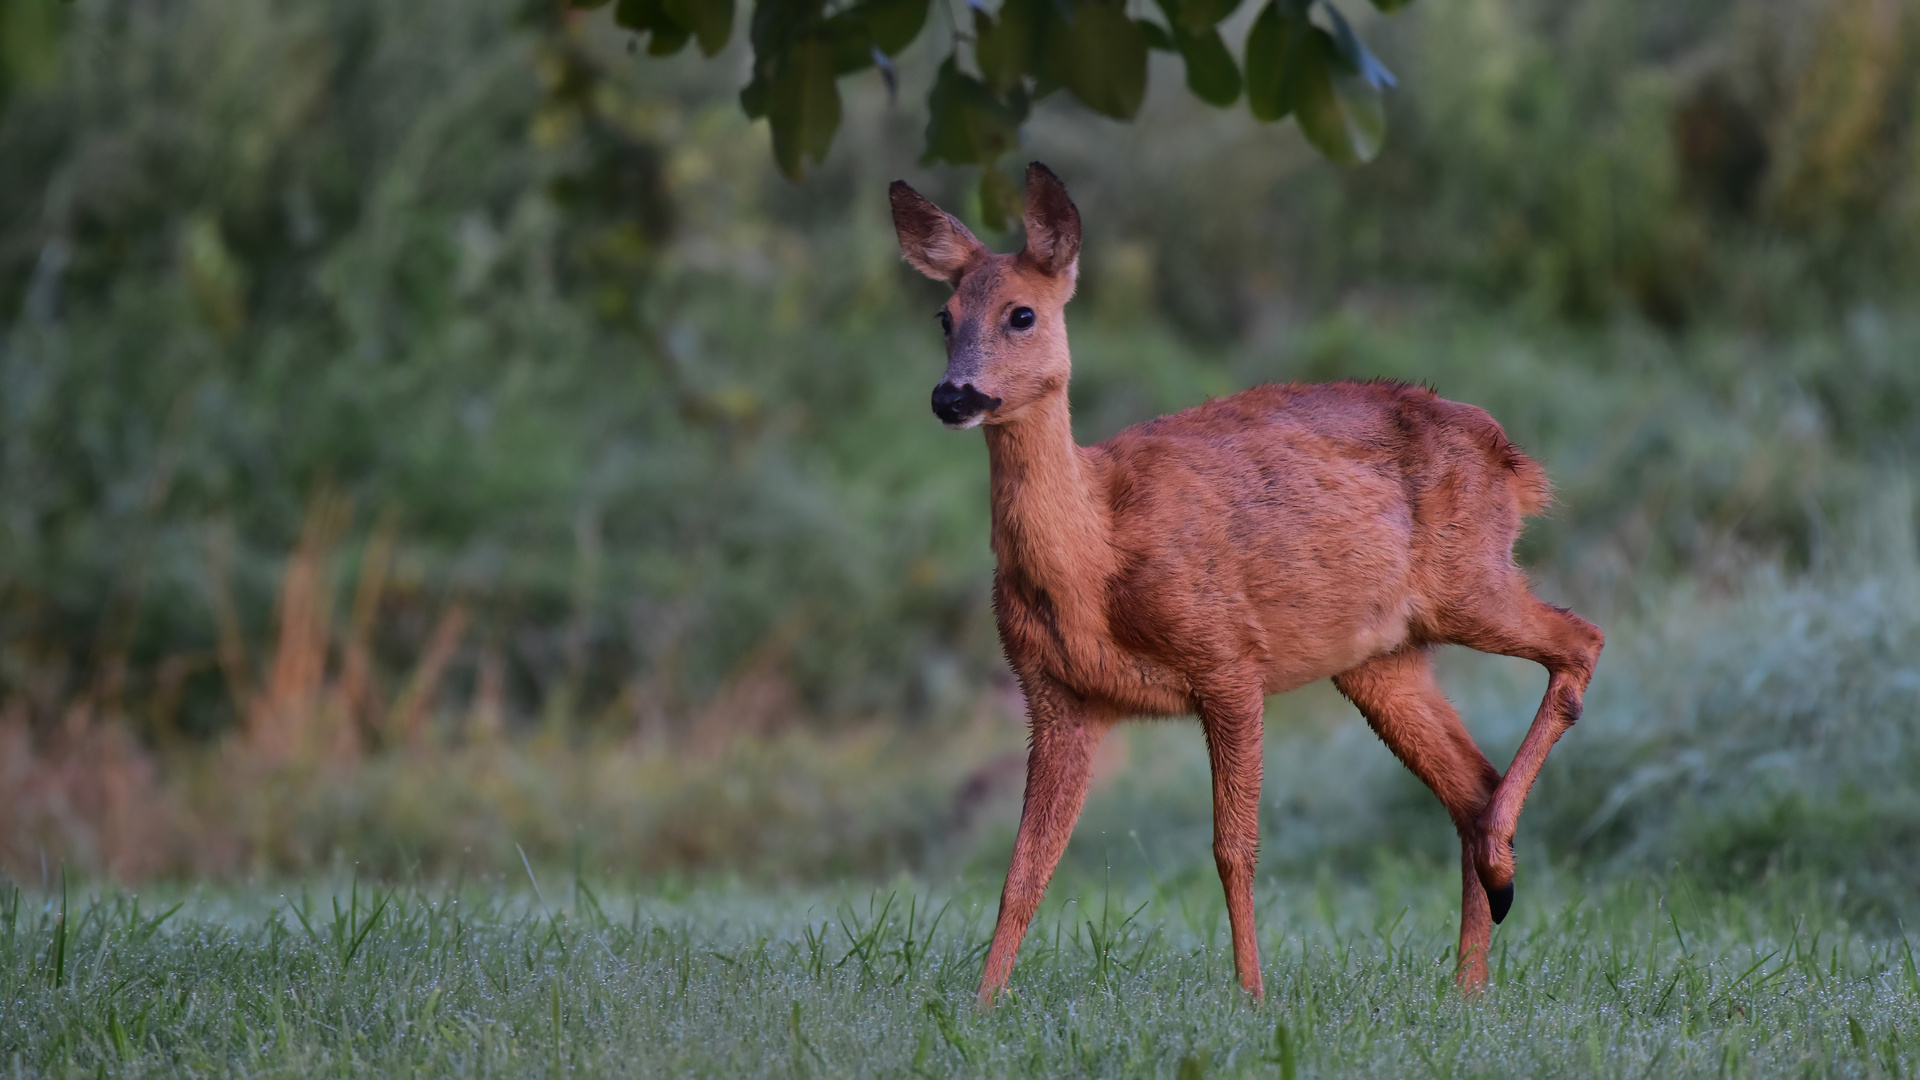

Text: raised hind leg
xmin=1334 ymin=646 xmax=1503 ymax=988
xmin=1437 ymin=584 xmax=1603 ymax=918
xmin=977 ymin=680 xmax=1105 ymax=1006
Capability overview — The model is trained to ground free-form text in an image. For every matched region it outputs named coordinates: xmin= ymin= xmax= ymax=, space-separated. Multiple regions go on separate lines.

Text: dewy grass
xmin=3 ymin=864 xmax=1919 ymax=1077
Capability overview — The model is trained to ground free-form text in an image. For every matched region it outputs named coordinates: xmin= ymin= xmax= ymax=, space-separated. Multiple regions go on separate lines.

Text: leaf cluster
xmin=577 ymin=0 xmax=1411 ymax=186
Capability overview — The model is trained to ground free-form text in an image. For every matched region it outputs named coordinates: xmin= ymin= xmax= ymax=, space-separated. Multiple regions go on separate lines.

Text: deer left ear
xmin=1020 ymin=162 xmax=1081 ymax=279
xmin=891 ymin=181 xmax=988 ymax=284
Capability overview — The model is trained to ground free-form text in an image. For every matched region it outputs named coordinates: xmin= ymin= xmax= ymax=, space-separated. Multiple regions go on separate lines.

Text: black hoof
xmin=1487 ymin=881 xmax=1514 ymax=925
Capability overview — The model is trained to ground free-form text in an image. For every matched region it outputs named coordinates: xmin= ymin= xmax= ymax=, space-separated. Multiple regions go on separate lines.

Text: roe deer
xmin=891 ymin=163 xmax=1603 ymax=1004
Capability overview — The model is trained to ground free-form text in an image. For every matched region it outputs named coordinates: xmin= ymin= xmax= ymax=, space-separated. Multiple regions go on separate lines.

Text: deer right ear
xmin=890 ymin=181 xmax=987 ymax=284
xmin=1020 ymin=162 xmax=1081 ymax=278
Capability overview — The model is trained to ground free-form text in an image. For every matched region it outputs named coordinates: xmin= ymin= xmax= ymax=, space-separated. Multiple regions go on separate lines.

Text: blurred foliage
xmin=0 ymin=0 xmax=1918 ymax=786
xmin=0 ymin=0 xmax=67 ymax=115
xmin=9 ymin=520 xmax=1920 ymax=892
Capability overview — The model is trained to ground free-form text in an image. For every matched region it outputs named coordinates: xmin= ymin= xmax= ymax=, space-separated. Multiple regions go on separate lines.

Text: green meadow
xmin=6 ymin=863 xmax=1920 ymax=1076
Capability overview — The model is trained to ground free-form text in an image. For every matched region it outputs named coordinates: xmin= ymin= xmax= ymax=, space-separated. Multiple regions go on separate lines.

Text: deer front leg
xmin=977 ymin=688 xmax=1104 ymax=1007
xmin=1200 ymin=687 xmax=1266 ymax=1001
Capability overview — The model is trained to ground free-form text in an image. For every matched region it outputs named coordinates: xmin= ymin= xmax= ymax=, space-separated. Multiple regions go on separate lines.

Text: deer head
xmin=890 ymin=162 xmax=1082 ymax=429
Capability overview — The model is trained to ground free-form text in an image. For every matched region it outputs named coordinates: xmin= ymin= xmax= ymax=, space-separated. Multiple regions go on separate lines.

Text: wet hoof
xmin=1487 ymin=881 xmax=1514 ymax=925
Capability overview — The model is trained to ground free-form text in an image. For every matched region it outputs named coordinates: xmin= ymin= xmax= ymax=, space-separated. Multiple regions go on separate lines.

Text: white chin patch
xmin=944 ymin=413 xmax=986 ymax=430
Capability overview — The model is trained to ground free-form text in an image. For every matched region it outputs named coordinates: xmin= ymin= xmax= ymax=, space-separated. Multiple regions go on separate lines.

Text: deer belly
xmin=1256 ymin=592 xmax=1417 ymax=693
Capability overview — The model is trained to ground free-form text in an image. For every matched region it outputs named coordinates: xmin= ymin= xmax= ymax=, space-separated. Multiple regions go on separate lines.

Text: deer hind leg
xmin=1442 ymin=583 xmax=1604 ymax=920
xmin=1199 ymin=685 xmax=1267 ymax=1001
xmin=977 ymin=686 xmax=1105 ymax=1007
xmin=1334 ymin=647 xmax=1502 ymax=989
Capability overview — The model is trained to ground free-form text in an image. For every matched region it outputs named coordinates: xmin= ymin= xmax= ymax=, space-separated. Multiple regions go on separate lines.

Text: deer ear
xmin=890 ymin=181 xmax=987 ymax=284
xmin=1020 ymin=162 xmax=1081 ymax=278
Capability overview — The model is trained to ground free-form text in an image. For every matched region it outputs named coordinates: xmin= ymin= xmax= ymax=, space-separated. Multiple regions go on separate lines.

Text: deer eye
xmin=937 ymin=310 xmax=952 ymax=335
xmin=1009 ymin=307 xmax=1035 ymax=330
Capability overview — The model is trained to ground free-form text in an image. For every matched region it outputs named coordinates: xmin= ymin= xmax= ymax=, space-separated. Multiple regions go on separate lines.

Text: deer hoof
xmin=1487 ymin=881 xmax=1514 ymax=924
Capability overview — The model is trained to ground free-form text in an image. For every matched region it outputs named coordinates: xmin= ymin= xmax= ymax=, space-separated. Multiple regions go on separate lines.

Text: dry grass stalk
xmin=206 ymin=525 xmax=256 ymax=725
xmin=201 ymin=492 xmax=473 ymax=765
xmin=687 ymin=622 xmax=802 ymax=758
xmin=248 ymin=489 xmax=352 ymax=762
xmin=470 ymin=644 xmax=508 ymax=743
xmin=390 ymin=604 xmax=469 ymax=750
xmin=334 ymin=510 xmax=397 ymax=753
xmin=0 ymin=702 xmax=171 ymax=880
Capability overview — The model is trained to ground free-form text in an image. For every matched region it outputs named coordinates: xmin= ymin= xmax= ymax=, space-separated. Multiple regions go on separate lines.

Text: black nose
xmin=931 ymin=382 xmax=1001 ymax=425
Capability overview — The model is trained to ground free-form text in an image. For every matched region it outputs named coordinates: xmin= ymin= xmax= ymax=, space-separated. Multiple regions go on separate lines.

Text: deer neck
xmin=984 ymin=388 xmax=1114 ymax=617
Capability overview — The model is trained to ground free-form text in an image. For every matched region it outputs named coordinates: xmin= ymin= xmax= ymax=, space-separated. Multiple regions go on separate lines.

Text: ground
xmin=4 ymin=858 xmax=1916 ymax=1078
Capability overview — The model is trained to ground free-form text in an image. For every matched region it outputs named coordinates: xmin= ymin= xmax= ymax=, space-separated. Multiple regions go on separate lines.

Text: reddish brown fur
xmin=891 ymin=164 xmax=1602 ymax=1005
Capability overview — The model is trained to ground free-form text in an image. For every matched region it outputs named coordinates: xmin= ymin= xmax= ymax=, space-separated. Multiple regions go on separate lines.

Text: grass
xmin=5 ymin=860 xmax=1920 ymax=1077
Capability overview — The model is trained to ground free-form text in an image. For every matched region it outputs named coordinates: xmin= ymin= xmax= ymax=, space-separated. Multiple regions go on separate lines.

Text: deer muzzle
xmin=931 ymin=381 xmax=1001 ymax=428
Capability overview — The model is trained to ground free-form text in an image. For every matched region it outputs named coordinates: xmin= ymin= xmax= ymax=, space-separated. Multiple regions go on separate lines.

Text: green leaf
xmin=1366 ymin=0 xmax=1416 ymax=11
xmin=649 ymin=22 xmax=693 ymax=54
xmin=922 ymin=55 xmax=1028 ymax=166
xmin=975 ymin=1 xmax=1035 ymax=97
xmin=1161 ymin=0 xmax=1241 ymax=37
xmin=1291 ymin=26 xmax=1384 ymax=164
xmin=1320 ymin=0 xmax=1395 ymax=89
xmin=1138 ymin=19 xmax=1175 ymax=52
xmin=1243 ymin=0 xmax=1309 ymax=121
xmin=1054 ymin=1 xmax=1148 ymax=119
xmin=850 ymin=0 xmax=930 ymax=55
xmin=743 ymin=0 xmax=826 ymax=68
xmin=661 ymin=0 xmax=733 ymax=55
xmin=821 ymin=13 xmax=879 ymax=74
xmin=741 ymin=72 xmax=771 ymax=116
xmin=767 ymin=36 xmax=843 ymax=179
xmin=1176 ymin=27 xmax=1239 ymax=106
xmin=740 ymin=73 xmax=771 ymax=118
xmin=614 ymin=0 xmax=694 ymax=55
